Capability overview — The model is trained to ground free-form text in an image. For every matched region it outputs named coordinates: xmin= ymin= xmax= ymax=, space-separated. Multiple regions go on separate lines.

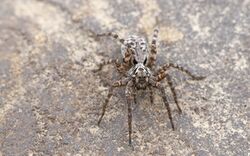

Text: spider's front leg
xmin=98 ymin=78 xmax=130 ymax=125
xmin=149 ymin=79 xmax=175 ymax=130
xmin=154 ymin=63 xmax=205 ymax=114
xmin=156 ymin=72 xmax=182 ymax=114
xmin=125 ymin=80 xmax=135 ymax=146
xmin=165 ymin=74 xmax=182 ymax=113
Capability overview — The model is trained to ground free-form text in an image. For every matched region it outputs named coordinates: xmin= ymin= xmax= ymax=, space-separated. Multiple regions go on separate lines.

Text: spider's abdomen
xmin=121 ymin=35 xmax=148 ymax=64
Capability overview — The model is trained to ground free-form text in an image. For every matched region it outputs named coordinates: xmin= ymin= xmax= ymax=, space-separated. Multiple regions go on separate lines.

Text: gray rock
xmin=0 ymin=0 xmax=249 ymax=155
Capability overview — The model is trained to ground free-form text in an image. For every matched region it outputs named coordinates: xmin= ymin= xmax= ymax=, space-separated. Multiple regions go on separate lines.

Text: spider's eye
xmin=133 ymin=59 xmax=138 ymax=64
xmin=143 ymin=58 xmax=147 ymax=65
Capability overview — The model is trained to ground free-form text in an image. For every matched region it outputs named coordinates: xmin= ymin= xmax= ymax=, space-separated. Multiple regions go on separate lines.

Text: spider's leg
xmin=93 ymin=58 xmax=121 ymax=73
xmin=98 ymin=78 xmax=130 ymax=125
xmin=96 ymin=32 xmax=125 ymax=45
xmin=155 ymin=72 xmax=182 ymax=113
xmin=149 ymin=79 xmax=175 ymax=130
xmin=147 ymin=28 xmax=159 ymax=68
xmin=125 ymin=80 xmax=135 ymax=146
xmin=156 ymin=63 xmax=205 ymax=80
xmin=116 ymin=49 xmax=133 ymax=74
xmin=149 ymin=86 xmax=154 ymax=105
xmin=133 ymin=92 xmax=137 ymax=105
xmin=160 ymin=85 xmax=175 ymax=130
xmin=165 ymin=74 xmax=182 ymax=114
xmin=98 ymin=86 xmax=114 ymax=125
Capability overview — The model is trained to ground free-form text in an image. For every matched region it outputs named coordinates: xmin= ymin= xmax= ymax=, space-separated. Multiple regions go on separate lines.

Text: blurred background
xmin=0 ymin=0 xmax=249 ymax=155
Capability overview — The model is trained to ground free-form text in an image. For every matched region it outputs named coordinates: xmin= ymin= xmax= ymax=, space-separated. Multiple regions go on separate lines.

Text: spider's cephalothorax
xmin=95 ymin=29 xmax=205 ymax=146
xmin=130 ymin=63 xmax=151 ymax=89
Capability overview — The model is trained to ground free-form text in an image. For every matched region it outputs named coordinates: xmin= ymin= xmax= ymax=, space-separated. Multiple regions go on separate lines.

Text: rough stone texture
xmin=0 ymin=0 xmax=249 ymax=155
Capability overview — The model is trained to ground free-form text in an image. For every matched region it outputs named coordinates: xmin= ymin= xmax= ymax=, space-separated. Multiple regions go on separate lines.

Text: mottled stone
xmin=0 ymin=0 xmax=249 ymax=155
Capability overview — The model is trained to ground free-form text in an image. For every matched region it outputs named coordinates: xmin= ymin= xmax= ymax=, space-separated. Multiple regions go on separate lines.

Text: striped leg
xmin=156 ymin=63 xmax=205 ymax=80
xmin=154 ymin=63 xmax=205 ymax=114
xmin=149 ymin=79 xmax=175 ymax=130
xmin=115 ymin=47 xmax=134 ymax=74
xmin=165 ymin=74 xmax=182 ymax=114
xmin=98 ymin=78 xmax=130 ymax=125
xmin=159 ymin=85 xmax=175 ymax=130
xmin=149 ymin=86 xmax=154 ymax=105
xmin=93 ymin=57 xmax=132 ymax=76
xmin=96 ymin=32 xmax=125 ymax=45
xmin=147 ymin=28 xmax=159 ymax=68
xmin=95 ymin=32 xmax=134 ymax=73
xmin=156 ymin=72 xmax=182 ymax=114
xmin=93 ymin=59 xmax=120 ymax=73
xmin=125 ymin=80 xmax=135 ymax=146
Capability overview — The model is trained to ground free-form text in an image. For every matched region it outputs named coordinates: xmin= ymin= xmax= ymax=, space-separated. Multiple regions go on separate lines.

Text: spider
xmin=94 ymin=28 xmax=205 ymax=146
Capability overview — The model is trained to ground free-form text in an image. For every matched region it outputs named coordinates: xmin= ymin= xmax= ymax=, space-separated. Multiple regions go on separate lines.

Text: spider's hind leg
xmin=96 ymin=32 xmax=125 ymax=45
xmin=147 ymin=28 xmax=159 ymax=68
xmin=93 ymin=59 xmax=120 ymax=73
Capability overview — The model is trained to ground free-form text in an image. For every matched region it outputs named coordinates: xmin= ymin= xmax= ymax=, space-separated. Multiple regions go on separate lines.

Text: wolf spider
xmin=94 ymin=28 xmax=205 ymax=146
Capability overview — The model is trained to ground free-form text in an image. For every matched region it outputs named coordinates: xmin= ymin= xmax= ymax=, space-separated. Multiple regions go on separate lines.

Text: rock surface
xmin=0 ymin=0 xmax=249 ymax=155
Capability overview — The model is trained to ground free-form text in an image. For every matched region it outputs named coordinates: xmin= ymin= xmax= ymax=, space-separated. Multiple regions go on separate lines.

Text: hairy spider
xmin=94 ymin=28 xmax=205 ymax=146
